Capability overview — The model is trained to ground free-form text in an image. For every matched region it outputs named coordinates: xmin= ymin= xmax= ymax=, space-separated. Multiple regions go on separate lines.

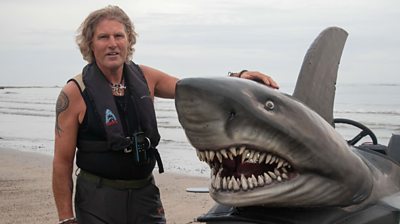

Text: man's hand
xmin=229 ymin=70 xmax=280 ymax=89
xmin=240 ymin=71 xmax=279 ymax=89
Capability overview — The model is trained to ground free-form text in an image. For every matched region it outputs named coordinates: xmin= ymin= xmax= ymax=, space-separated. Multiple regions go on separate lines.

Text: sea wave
xmin=156 ymin=115 xmax=178 ymax=119
xmin=335 ymin=110 xmax=400 ymax=116
xmin=158 ymin=124 xmax=183 ymax=129
xmin=0 ymin=99 xmax=55 ymax=105
xmin=0 ymin=110 xmax=54 ymax=117
xmin=0 ymin=106 xmax=53 ymax=112
xmin=2 ymin=91 xmax=19 ymax=94
xmin=155 ymin=108 xmax=177 ymax=112
xmin=335 ymin=122 xmax=399 ymax=130
xmin=337 ymin=83 xmax=400 ymax=87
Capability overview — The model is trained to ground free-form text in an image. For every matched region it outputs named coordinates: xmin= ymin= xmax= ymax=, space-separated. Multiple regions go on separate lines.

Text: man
xmin=52 ymin=5 xmax=279 ymax=224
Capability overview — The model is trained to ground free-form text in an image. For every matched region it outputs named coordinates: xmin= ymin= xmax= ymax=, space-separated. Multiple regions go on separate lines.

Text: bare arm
xmin=52 ymin=82 xmax=84 ymax=221
xmin=140 ymin=65 xmax=179 ymax=99
xmin=140 ymin=65 xmax=279 ymax=99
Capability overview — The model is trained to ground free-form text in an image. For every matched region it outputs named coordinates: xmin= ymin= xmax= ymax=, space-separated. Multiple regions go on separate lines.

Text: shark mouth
xmin=197 ymin=145 xmax=297 ymax=192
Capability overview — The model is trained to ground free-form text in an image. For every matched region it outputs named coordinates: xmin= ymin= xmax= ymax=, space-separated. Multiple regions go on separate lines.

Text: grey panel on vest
xmin=293 ymin=27 xmax=348 ymax=126
xmin=73 ymin=73 xmax=85 ymax=91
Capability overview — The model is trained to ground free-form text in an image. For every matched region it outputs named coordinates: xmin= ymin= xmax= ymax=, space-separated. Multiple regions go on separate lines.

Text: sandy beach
xmin=0 ymin=148 xmax=214 ymax=224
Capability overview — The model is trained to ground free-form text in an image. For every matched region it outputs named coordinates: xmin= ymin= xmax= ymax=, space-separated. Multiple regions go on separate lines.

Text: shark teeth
xmin=210 ymin=168 xmax=291 ymax=192
xmin=197 ymin=146 xmax=292 ymax=167
xmin=197 ymin=146 xmax=294 ymax=192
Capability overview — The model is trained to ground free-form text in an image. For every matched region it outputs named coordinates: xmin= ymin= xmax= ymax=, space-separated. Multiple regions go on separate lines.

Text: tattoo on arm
xmin=55 ymin=90 xmax=69 ymax=137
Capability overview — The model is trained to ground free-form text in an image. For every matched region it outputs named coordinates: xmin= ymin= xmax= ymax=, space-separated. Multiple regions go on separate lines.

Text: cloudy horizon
xmin=1 ymin=0 xmax=399 ymax=86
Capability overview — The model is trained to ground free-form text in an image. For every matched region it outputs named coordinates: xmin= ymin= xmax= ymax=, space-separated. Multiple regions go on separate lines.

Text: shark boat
xmin=175 ymin=27 xmax=400 ymax=224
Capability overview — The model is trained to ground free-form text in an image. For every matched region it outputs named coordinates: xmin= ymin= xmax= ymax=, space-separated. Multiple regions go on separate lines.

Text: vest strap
xmin=154 ymin=149 xmax=164 ymax=173
xmin=82 ymin=63 xmax=131 ymax=151
xmin=77 ymin=139 xmax=164 ymax=173
xmin=78 ymin=169 xmax=153 ymax=189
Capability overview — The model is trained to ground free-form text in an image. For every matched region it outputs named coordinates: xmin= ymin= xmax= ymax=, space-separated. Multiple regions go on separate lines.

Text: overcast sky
xmin=0 ymin=0 xmax=399 ymax=86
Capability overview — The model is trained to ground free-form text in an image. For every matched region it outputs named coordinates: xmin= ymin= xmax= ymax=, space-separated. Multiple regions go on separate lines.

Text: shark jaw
xmin=196 ymin=141 xmax=357 ymax=208
xmin=197 ymin=146 xmax=296 ymax=192
xmin=200 ymin=143 xmax=369 ymax=208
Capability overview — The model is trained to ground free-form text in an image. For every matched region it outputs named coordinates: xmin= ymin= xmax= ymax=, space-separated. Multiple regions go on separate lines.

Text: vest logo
xmin=105 ymin=109 xmax=118 ymax=126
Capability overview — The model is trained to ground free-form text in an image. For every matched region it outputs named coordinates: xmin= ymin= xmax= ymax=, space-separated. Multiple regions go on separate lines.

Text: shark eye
xmin=264 ymin=100 xmax=275 ymax=111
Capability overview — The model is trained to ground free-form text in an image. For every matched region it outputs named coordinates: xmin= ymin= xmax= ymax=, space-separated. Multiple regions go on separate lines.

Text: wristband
xmin=238 ymin=70 xmax=248 ymax=78
xmin=58 ymin=217 xmax=77 ymax=224
xmin=228 ymin=70 xmax=248 ymax=78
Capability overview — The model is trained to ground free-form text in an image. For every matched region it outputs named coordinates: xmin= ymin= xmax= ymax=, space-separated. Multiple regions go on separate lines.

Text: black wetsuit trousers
xmin=74 ymin=175 xmax=166 ymax=224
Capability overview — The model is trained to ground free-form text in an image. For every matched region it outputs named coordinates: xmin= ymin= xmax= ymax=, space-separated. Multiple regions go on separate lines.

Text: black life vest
xmin=70 ymin=61 xmax=164 ymax=174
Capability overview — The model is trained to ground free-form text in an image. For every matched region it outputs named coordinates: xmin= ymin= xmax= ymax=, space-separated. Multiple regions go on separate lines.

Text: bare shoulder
xmin=58 ymin=81 xmax=83 ymax=108
xmin=139 ymin=65 xmax=167 ymax=85
xmin=54 ymin=81 xmax=83 ymax=159
xmin=56 ymin=81 xmax=85 ymax=123
xmin=139 ymin=65 xmax=179 ymax=99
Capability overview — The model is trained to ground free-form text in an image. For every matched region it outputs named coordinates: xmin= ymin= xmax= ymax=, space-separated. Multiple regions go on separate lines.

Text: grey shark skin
xmin=175 ymin=77 xmax=400 ymax=210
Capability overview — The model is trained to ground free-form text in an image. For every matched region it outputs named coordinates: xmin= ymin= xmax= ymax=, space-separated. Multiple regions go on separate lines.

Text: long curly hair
xmin=76 ymin=5 xmax=137 ymax=63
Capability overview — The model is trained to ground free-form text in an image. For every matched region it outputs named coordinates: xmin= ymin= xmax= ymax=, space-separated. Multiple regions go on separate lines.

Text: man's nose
xmin=108 ymin=36 xmax=117 ymax=47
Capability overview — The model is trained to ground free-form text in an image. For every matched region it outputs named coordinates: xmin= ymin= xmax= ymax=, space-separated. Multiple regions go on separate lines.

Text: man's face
xmin=91 ymin=19 xmax=128 ymax=72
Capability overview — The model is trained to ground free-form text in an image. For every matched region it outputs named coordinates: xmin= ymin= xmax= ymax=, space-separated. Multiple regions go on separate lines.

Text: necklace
xmin=110 ymin=83 xmax=126 ymax=96
xmin=109 ymin=76 xmax=126 ymax=96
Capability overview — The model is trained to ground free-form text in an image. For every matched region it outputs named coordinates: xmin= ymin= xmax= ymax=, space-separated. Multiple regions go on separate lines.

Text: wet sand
xmin=0 ymin=148 xmax=214 ymax=224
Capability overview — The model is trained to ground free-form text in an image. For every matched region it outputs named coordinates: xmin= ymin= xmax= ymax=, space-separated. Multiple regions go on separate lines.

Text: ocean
xmin=0 ymin=83 xmax=399 ymax=177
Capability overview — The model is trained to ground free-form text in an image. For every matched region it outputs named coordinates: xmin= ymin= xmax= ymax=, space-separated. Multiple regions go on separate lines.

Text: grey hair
xmin=76 ymin=5 xmax=137 ymax=63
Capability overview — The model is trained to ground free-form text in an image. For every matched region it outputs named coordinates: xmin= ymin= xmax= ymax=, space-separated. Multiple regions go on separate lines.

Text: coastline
xmin=0 ymin=148 xmax=214 ymax=224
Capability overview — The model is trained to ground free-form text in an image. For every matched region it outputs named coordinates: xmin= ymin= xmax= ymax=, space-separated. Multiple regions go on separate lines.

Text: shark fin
xmin=292 ymin=27 xmax=348 ymax=126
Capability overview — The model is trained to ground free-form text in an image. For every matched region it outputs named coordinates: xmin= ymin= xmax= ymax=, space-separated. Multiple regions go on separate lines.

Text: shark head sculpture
xmin=175 ymin=27 xmax=400 ymax=224
xmin=175 ymin=77 xmax=373 ymax=207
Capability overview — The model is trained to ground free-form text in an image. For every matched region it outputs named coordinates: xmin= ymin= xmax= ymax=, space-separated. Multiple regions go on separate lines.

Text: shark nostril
xmin=228 ymin=110 xmax=236 ymax=120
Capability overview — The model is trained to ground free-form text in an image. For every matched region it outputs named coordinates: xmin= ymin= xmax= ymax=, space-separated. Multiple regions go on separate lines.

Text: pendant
xmin=111 ymin=83 xmax=126 ymax=96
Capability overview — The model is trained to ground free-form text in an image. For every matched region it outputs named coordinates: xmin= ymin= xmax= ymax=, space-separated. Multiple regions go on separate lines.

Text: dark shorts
xmin=75 ymin=174 xmax=166 ymax=224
